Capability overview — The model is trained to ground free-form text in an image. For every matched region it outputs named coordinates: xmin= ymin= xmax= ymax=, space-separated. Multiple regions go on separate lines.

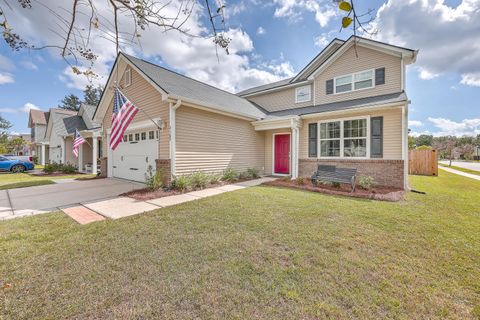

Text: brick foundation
xmin=299 ymin=158 xmax=405 ymax=189
xmin=155 ymin=159 xmax=172 ymax=185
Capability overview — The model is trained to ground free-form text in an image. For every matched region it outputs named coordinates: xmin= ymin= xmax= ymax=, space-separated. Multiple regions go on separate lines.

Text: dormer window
xmin=295 ymin=85 xmax=311 ymax=103
xmin=124 ymin=67 xmax=132 ymax=87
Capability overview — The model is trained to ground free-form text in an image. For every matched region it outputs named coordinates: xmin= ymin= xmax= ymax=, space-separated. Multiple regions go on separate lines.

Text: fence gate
xmin=408 ymin=149 xmax=438 ymax=176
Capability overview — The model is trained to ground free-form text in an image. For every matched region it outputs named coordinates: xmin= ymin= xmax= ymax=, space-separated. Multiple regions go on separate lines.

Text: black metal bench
xmin=311 ymin=165 xmax=357 ymax=192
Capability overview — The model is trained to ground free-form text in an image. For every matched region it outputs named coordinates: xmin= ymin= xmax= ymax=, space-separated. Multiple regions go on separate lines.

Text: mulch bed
xmin=75 ymin=176 xmax=106 ymax=181
xmin=263 ymin=179 xmax=404 ymax=202
xmin=122 ymin=178 xmax=256 ymax=201
xmin=30 ymin=172 xmax=86 ymax=177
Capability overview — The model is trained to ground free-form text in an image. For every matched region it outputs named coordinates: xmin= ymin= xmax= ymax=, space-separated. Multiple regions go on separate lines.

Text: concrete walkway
xmin=439 ymin=160 xmax=480 ymax=171
xmin=79 ymin=177 xmax=277 ymax=221
xmin=439 ymin=166 xmax=480 ymax=181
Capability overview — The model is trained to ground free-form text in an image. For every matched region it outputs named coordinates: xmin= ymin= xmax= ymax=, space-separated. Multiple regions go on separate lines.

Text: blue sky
xmin=0 ymin=0 xmax=479 ymax=136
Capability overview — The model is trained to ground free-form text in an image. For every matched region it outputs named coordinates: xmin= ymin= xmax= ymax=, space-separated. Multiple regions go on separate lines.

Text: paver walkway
xmin=439 ymin=166 xmax=480 ymax=181
xmin=78 ymin=177 xmax=277 ymax=221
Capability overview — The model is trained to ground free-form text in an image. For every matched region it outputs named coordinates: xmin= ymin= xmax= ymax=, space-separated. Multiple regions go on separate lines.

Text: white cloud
xmin=20 ymin=60 xmax=39 ymax=71
xmin=3 ymin=0 xmax=293 ymax=92
xmin=0 ymin=73 xmax=14 ymax=84
xmin=273 ymin=0 xmax=337 ymax=27
xmin=257 ymin=26 xmax=266 ymax=35
xmin=460 ymin=72 xmax=480 ymax=87
xmin=408 ymin=120 xmax=423 ymax=127
xmin=369 ymin=0 xmax=480 ymax=86
xmin=0 ymin=102 xmax=41 ymax=114
xmin=428 ymin=117 xmax=480 ymax=136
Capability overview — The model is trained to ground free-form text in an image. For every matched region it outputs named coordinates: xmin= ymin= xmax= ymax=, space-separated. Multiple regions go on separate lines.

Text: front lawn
xmin=1 ymin=172 xmax=479 ymax=319
xmin=0 ymin=180 xmax=55 ymax=190
xmin=0 ymin=173 xmax=95 ymax=187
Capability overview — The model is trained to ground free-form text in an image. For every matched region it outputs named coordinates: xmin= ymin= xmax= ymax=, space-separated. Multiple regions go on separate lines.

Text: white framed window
xmin=295 ymin=85 xmax=311 ymax=103
xmin=124 ymin=68 xmax=132 ymax=87
xmin=141 ymin=132 xmax=146 ymax=140
xmin=148 ymin=131 xmax=155 ymax=140
xmin=318 ymin=116 xmax=370 ymax=158
xmin=334 ymin=69 xmax=374 ymax=94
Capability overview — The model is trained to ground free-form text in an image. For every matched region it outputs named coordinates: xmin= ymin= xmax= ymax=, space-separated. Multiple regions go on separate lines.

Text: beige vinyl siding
xmin=246 ymin=84 xmax=312 ymax=113
xmin=314 ymin=45 xmax=402 ymax=104
xmin=264 ymin=128 xmax=292 ymax=175
xmin=175 ymin=106 xmax=265 ymax=175
xmin=64 ymin=137 xmax=76 ymax=165
xmin=297 ymin=42 xmax=343 ymax=80
xmin=101 ymin=61 xmax=169 ymax=159
xmin=81 ymin=138 xmax=93 ymax=167
xmin=299 ymin=107 xmax=403 ymax=160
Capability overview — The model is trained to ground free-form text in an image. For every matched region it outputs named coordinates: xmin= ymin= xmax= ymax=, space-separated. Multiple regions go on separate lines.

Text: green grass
xmin=0 ymin=173 xmax=95 ymax=187
xmin=1 ymin=172 xmax=479 ymax=319
xmin=439 ymin=163 xmax=480 ymax=176
xmin=0 ymin=180 xmax=55 ymax=190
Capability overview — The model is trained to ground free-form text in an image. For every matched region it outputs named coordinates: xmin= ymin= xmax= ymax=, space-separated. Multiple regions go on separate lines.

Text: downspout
xmin=169 ymin=99 xmax=182 ymax=178
xmin=403 ymin=103 xmax=410 ymax=190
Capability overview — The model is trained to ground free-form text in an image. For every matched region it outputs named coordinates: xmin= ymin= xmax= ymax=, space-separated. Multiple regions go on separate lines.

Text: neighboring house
xmin=28 ymin=109 xmax=50 ymax=164
xmin=93 ymin=36 xmax=417 ymax=189
xmin=6 ymin=133 xmax=32 ymax=156
xmin=43 ymin=105 xmax=102 ymax=173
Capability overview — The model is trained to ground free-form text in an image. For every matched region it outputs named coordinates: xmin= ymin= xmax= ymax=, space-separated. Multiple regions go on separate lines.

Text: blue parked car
xmin=0 ymin=156 xmax=35 ymax=173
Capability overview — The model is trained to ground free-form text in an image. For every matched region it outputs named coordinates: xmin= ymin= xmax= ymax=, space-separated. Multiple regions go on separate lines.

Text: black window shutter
xmin=375 ymin=68 xmax=385 ymax=85
xmin=326 ymin=79 xmax=334 ymax=95
xmin=308 ymin=123 xmax=318 ymax=157
xmin=370 ymin=117 xmax=383 ymax=158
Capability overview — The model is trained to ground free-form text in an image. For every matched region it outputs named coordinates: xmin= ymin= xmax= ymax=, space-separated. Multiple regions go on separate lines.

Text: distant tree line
xmin=59 ymin=85 xmax=103 ymax=111
xmin=409 ymin=134 xmax=480 ymax=161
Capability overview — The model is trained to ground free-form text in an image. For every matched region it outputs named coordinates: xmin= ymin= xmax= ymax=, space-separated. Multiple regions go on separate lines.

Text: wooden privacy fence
xmin=408 ymin=149 xmax=438 ymax=176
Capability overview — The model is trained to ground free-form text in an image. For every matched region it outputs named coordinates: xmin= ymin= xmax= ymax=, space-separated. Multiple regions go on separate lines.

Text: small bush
xmin=358 ymin=176 xmax=376 ymax=190
xmin=209 ymin=174 xmax=222 ymax=185
xmin=190 ymin=171 xmax=209 ymax=189
xmin=171 ymin=175 xmax=191 ymax=192
xmin=61 ymin=163 xmax=77 ymax=174
xmin=43 ymin=162 xmax=62 ymax=174
xmin=222 ymin=168 xmax=239 ymax=182
xmin=332 ymin=182 xmax=341 ymax=188
xmin=32 ymin=155 xmax=38 ymax=164
xmin=295 ymin=177 xmax=305 ymax=185
xmin=246 ymin=168 xmax=260 ymax=179
xmin=416 ymin=145 xmax=432 ymax=150
xmin=145 ymin=166 xmax=164 ymax=191
xmin=280 ymin=176 xmax=292 ymax=182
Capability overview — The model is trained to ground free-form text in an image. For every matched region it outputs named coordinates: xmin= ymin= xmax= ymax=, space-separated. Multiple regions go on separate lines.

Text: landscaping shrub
xmin=145 ymin=166 xmax=164 ymax=191
xmin=209 ymin=173 xmax=222 ymax=185
xmin=280 ymin=176 xmax=292 ymax=182
xmin=332 ymin=182 xmax=341 ymax=188
xmin=171 ymin=175 xmax=190 ymax=192
xmin=190 ymin=171 xmax=209 ymax=189
xmin=358 ymin=176 xmax=376 ymax=190
xmin=295 ymin=177 xmax=305 ymax=185
xmin=416 ymin=145 xmax=432 ymax=150
xmin=246 ymin=168 xmax=260 ymax=179
xmin=222 ymin=168 xmax=239 ymax=182
xmin=60 ymin=163 xmax=77 ymax=174
xmin=32 ymin=155 xmax=38 ymax=164
xmin=43 ymin=162 xmax=60 ymax=174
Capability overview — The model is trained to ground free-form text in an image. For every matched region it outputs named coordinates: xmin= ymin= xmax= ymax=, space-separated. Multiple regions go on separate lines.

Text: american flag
xmin=110 ymin=88 xmax=139 ymax=150
xmin=72 ymin=129 xmax=86 ymax=157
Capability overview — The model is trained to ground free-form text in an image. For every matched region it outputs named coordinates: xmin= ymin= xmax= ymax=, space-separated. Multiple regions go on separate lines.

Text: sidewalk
xmin=439 ymin=166 xmax=480 ymax=181
xmin=64 ymin=177 xmax=277 ymax=224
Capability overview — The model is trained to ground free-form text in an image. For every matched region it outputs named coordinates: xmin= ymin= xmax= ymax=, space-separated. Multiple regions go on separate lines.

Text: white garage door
xmin=112 ymin=130 xmax=159 ymax=183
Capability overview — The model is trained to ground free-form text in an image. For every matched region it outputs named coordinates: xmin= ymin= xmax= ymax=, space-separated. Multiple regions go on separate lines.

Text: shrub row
xmin=43 ymin=162 xmax=77 ymax=174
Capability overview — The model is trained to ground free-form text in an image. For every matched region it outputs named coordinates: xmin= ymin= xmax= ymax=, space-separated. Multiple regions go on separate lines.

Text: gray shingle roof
xmin=236 ymin=77 xmax=293 ymax=96
xmin=265 ymin=92 xmax=408 ymax=118
xmin=50 ymin=110 xmax=87 ymax=136
xmin=122 ymin=53 xmax=266 ymax=119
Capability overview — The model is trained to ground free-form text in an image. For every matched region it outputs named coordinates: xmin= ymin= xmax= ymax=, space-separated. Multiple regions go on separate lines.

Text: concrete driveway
xmin=0 ymin=178 xmax=144 ymax=220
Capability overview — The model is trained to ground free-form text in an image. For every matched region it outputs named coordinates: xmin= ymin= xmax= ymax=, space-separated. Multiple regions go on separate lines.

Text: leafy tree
xmin=415 ymin=134 xmax=434 ymax=147
xmin=83 ymin=85 xmax=103 ymax=106
xmin=59 ymin=94 xmax=82 ymax=111
xmin=408 ymin=136 xmax=416 ymax=150
xmin=6 ymin=137 xmax=26 ymax=154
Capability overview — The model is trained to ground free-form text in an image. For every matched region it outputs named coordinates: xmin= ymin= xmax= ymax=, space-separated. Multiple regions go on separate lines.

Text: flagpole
xmin=115 ymin=86 xmax=164 ymax=131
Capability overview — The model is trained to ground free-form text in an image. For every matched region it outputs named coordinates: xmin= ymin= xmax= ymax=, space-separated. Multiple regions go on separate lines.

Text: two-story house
xmin=93 ymin=36 xmax=417 ymax=189
xmin=28 ymin=109 xmax=50 ymax=165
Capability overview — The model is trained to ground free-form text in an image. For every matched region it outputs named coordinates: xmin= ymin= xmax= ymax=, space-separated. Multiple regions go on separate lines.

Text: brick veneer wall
xmin=299 ymin=158 xmax=404 ymax=189
xmin=155 ymin=159 xmax=171 ymax=185
xmin=99 ymin=157 xmax=108 ymax=178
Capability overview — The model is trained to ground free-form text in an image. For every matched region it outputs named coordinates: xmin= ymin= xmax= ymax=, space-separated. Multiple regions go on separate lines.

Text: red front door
xmin=274 ymin=134 xmax=290 ymax=174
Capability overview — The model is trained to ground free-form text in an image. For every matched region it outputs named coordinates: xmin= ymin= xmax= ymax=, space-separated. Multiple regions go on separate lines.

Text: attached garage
xmin=111 ymin=129 xmax=159 ymax=183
